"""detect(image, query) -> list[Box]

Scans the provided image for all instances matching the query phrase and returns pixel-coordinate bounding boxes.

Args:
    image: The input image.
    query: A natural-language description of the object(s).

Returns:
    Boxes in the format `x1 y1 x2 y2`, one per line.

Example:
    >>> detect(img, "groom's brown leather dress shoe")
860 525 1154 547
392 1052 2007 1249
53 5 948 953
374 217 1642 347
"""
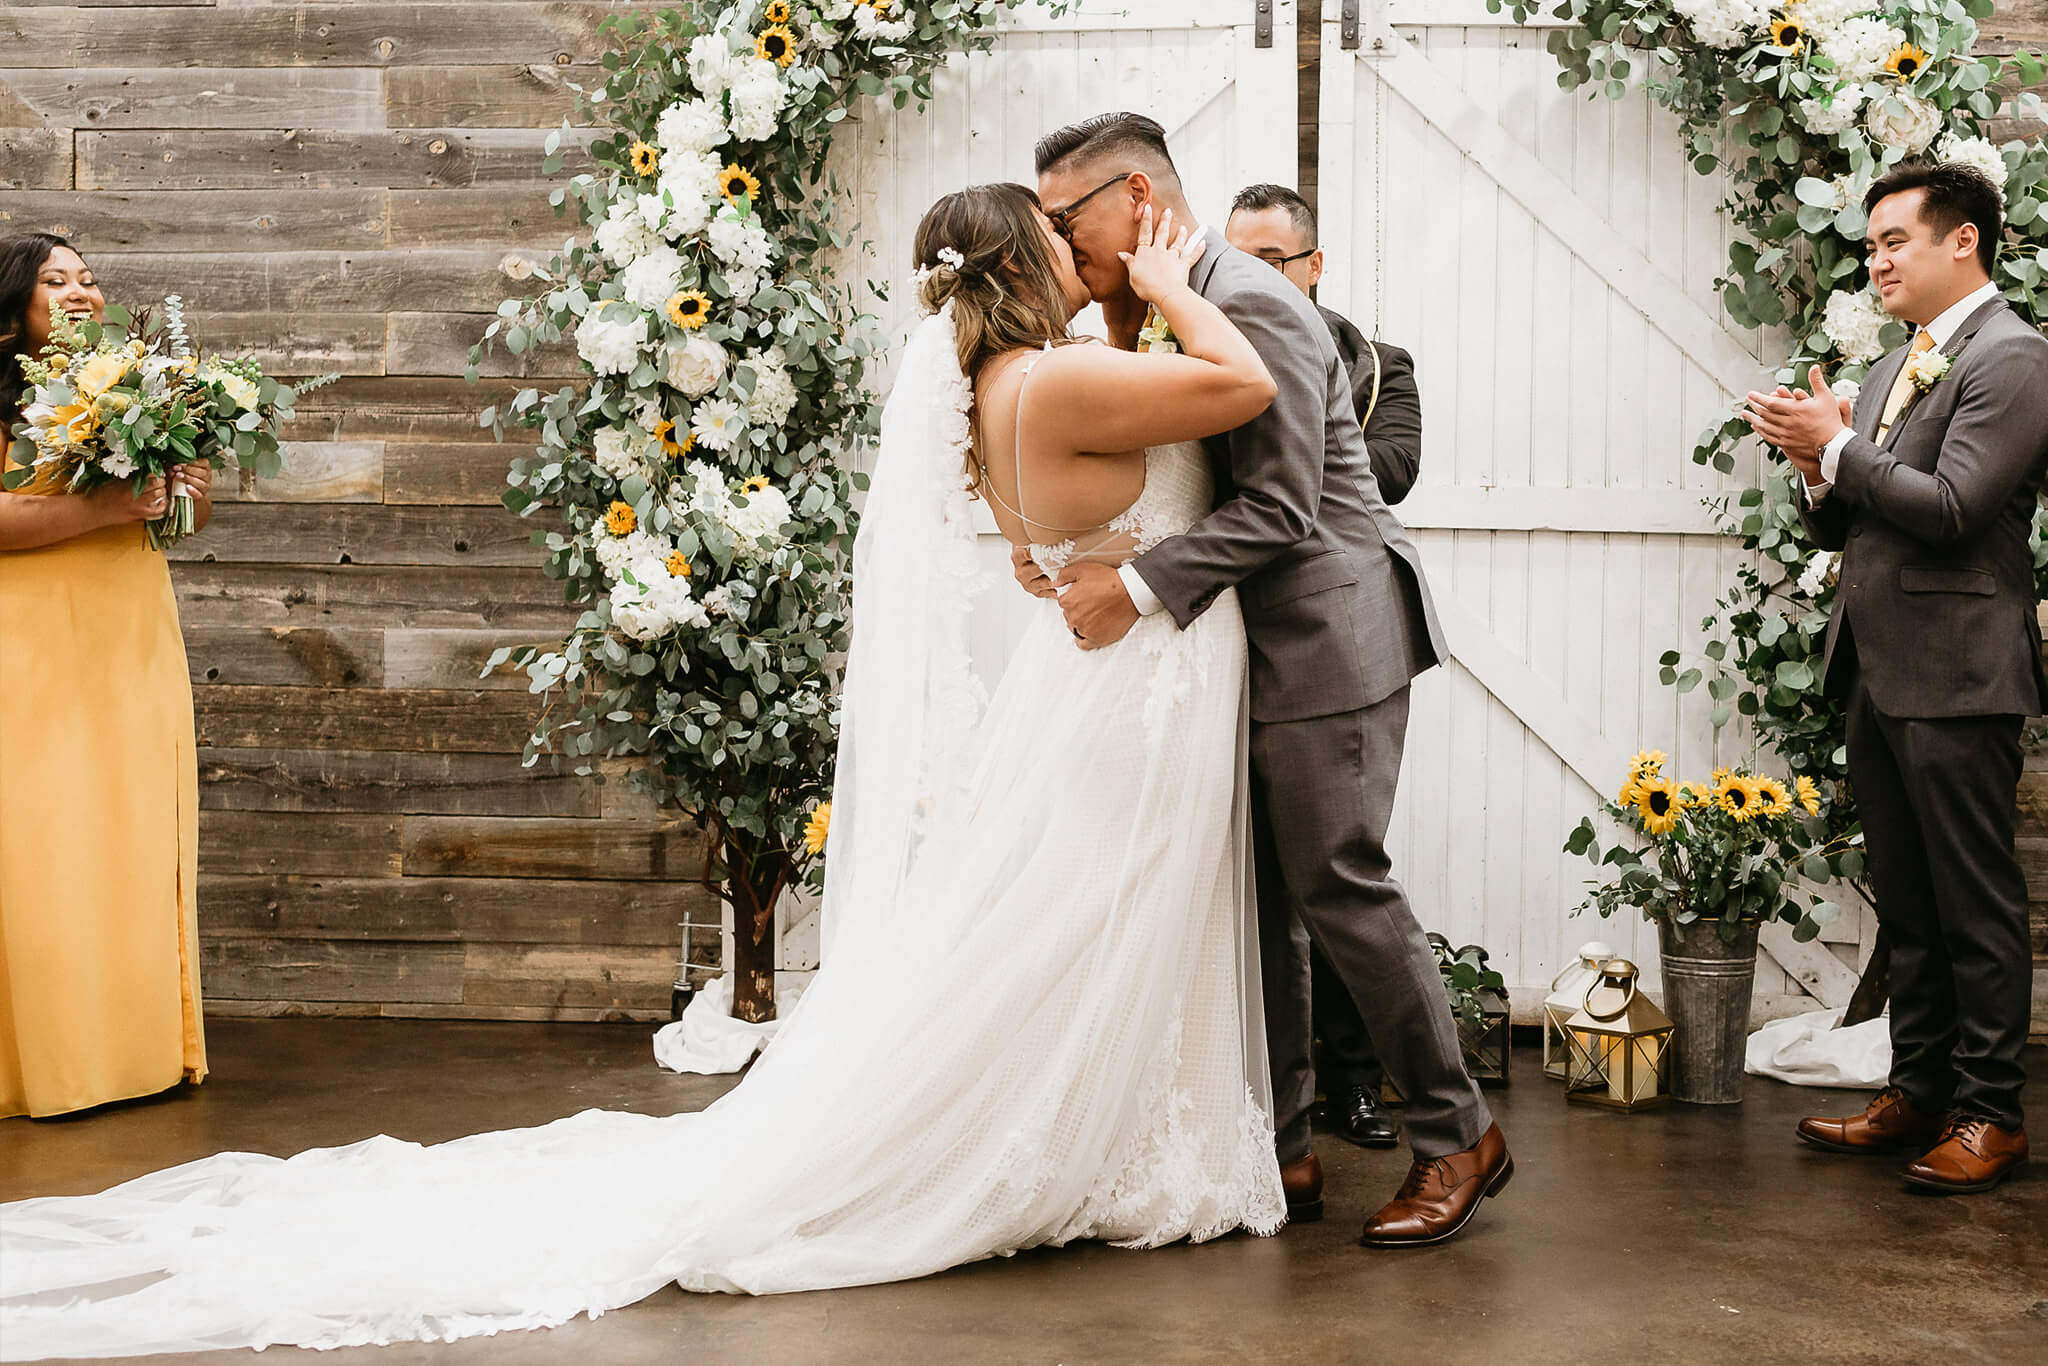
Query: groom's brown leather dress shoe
1903 1117 2029 1194
1280 1151 1323 1224
1358 1122 1511 1248
1795 1086 1944 1154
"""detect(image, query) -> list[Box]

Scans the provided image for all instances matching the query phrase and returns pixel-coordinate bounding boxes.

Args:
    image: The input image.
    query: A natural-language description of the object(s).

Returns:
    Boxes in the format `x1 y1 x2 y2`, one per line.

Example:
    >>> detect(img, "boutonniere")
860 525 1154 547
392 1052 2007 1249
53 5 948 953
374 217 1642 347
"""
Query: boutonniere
1137 308 1179 354
1902 348 1951 393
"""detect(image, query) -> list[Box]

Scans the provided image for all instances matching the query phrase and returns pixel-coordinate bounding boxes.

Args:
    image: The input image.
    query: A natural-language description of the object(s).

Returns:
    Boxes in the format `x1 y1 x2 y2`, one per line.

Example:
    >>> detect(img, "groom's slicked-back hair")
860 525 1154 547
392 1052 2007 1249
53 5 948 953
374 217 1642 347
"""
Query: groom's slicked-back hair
1034 112 1178 181
1231 184 1316 244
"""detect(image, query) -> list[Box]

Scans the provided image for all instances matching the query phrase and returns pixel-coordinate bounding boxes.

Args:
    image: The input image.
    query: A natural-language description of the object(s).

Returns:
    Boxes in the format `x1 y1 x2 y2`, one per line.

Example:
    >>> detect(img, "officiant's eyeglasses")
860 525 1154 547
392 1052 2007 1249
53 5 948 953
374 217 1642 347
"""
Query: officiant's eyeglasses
1046 173 1132 239
1255 247 1319 269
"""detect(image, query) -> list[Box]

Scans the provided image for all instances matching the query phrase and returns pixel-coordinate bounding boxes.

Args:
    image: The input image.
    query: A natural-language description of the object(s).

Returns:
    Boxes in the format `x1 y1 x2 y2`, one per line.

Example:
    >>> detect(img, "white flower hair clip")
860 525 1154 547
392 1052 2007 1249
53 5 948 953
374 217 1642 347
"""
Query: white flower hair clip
912 246 968 289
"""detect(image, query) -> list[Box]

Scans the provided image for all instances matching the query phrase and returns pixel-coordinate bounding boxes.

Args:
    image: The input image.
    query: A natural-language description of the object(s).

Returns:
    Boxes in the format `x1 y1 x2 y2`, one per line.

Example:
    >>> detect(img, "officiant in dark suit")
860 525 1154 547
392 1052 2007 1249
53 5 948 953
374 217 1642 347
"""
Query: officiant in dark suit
1744 161 2048 1194
1227 182 1422 1150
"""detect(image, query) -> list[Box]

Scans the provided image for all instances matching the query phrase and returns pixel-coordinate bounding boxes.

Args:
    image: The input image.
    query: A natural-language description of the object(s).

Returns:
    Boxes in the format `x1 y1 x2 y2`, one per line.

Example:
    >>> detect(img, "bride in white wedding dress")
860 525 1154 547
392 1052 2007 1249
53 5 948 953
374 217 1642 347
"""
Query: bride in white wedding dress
0 186 1283 1360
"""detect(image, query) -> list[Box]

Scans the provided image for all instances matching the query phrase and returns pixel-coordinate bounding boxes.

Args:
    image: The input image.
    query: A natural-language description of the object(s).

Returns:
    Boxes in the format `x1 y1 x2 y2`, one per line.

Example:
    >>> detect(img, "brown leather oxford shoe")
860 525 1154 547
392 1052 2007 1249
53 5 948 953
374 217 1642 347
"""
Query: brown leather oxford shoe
1359 1121 1511 1249
1280 1150 1323 1224
1904 1117 2029 1194
1796 1086 1945 1154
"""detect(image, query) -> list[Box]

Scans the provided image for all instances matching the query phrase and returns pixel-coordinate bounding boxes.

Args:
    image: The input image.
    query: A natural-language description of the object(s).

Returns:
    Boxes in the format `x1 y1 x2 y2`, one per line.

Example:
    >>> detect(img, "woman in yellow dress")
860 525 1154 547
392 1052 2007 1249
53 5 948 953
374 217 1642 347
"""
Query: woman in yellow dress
0 232 212 1117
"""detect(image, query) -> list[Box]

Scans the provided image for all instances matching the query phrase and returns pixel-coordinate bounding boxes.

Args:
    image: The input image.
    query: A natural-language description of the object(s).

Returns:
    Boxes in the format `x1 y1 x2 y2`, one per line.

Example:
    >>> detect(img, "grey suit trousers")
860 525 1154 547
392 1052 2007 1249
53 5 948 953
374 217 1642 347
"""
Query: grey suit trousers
1250 687 1492 1161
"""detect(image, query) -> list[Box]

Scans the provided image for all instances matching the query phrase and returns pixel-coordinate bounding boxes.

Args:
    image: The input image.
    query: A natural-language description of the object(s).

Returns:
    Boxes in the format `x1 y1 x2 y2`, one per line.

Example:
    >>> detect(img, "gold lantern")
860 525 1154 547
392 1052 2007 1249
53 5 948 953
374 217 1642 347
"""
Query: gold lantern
1564 959 1672 1111
1542 941 1614 1082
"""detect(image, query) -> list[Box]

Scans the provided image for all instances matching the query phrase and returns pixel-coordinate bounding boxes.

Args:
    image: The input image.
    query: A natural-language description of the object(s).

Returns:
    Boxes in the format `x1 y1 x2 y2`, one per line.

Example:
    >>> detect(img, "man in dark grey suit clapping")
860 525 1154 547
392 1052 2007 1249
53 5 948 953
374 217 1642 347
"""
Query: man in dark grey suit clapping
1745 162 2048 1194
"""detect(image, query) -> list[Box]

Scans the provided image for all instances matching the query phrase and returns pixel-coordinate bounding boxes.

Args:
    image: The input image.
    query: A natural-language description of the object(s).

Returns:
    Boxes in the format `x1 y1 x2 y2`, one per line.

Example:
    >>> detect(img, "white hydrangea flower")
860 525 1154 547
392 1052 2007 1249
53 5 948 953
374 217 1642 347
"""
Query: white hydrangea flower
611 573 711 642
592 424 659 483
1669 0 1771 50
1820 16 1905 79
575 307 646 375
1935 132 2010 190
702 584 742 619
706 206 777 275
594 200 657 268
819 0 858 18
1865 89 1941 154
1795 81 1870 136
1820 287 1891 363
745 349 799 427
688 33 741 99
727 483 793 544
1834 378 1861 406
729 60 787 142
595 528 664 581
1790 0 1864 42
656 98 727 157
618 245 685 312
853 7 914 41
726 269 766 305
665 334 729 398
691 398 749 452
645 151 722 240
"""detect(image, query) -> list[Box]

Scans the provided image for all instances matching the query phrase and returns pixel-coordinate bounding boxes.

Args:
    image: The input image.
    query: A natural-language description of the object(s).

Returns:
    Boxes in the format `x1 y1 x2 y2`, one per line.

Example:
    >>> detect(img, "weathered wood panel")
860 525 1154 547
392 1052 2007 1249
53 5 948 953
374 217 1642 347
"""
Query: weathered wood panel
198 748 600 817
0 188 390 248
233 441 386 503
194 686 540 752
386 187 573 248
78 128 592 191
386 310 579 378
383 64 600 127
0 129 71 189
174 563 577 630
168 504 540 567
92 250 549 312
381 441 527 505
382 627 545 690
200 874 699 946
197 810 403 877
0 67 385 129
201 937 464 1005
184 625 384 687
402 816 708 881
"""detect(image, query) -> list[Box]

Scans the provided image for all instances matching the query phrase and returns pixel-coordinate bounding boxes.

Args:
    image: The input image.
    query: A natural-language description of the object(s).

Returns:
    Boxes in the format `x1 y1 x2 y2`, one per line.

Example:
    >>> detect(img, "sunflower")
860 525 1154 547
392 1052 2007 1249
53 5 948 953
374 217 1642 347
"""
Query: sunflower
742 474 770 494
652 416 693 459
1628 749 1667 782
856 0 893 11
604 500 637 536
628 140 660 177
803 801 832 857
1795 775 1823 816
719 162 761 206
756 23 797 68
666 290 712 330
1756 777 1793 818
1676 781 1712 809
764 0 792 20
1884 42 1930 81
1710 767 1733 788
1716 773 1762 822
1767 17 1805 53
666 551 692 579
1635 778 1682 836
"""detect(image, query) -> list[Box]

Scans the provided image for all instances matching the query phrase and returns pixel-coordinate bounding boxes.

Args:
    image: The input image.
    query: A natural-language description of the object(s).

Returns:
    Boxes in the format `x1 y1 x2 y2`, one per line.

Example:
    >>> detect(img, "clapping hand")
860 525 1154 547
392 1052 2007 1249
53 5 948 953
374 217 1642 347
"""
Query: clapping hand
1743 364 1851 486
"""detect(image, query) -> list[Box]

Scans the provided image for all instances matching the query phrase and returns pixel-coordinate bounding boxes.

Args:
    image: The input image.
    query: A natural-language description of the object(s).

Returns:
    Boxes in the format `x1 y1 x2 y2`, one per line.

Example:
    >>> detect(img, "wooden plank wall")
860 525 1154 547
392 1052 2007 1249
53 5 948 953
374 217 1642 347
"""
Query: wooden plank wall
1 1 712 1021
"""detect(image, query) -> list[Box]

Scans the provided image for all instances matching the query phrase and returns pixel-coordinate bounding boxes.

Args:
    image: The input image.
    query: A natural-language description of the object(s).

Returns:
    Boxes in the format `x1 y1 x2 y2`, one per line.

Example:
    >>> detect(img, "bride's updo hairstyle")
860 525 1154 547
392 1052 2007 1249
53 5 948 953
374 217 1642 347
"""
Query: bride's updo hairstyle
911 183 1073 386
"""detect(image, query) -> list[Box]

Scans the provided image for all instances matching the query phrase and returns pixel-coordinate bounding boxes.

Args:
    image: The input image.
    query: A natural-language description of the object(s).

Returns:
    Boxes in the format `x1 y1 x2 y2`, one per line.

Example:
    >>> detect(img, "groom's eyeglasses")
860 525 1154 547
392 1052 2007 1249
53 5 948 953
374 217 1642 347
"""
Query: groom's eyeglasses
1255 247 1319 269
1046 173 1132 239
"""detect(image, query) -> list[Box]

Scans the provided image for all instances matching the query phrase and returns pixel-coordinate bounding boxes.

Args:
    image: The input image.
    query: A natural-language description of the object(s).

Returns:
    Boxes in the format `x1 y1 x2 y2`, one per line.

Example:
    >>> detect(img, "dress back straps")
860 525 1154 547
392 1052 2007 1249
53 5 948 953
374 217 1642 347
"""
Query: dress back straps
977 345 1101 537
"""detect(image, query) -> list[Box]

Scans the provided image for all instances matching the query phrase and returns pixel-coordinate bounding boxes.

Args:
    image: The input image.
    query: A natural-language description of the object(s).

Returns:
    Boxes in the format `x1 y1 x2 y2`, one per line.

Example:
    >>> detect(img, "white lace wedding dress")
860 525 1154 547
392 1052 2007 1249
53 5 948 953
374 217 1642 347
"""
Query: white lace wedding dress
0 310 1283 1361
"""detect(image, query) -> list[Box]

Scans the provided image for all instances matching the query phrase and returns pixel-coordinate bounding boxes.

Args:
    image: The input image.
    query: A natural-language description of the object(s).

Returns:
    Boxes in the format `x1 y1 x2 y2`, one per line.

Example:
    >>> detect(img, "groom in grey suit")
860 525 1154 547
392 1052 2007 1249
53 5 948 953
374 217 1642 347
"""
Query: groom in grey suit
1022 114 1510 1247
1746 162 2048 1194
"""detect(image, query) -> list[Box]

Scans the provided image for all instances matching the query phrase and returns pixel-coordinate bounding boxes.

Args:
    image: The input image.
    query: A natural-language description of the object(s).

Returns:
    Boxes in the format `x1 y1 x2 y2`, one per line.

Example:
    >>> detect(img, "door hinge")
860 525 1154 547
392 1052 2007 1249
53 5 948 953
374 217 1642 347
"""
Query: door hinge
1255 1 1274 49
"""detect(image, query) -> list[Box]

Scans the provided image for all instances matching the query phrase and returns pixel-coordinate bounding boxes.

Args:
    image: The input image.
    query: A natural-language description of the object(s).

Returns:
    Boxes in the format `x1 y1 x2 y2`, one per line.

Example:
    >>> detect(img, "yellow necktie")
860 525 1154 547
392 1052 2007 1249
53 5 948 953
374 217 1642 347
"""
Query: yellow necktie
1876 330 1936 441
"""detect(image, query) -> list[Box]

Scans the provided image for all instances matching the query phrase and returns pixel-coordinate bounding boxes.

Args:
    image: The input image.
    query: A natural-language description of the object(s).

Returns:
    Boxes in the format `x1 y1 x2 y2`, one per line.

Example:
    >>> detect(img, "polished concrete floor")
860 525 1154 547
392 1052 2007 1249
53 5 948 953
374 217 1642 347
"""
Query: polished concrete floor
5 1020 2044 1365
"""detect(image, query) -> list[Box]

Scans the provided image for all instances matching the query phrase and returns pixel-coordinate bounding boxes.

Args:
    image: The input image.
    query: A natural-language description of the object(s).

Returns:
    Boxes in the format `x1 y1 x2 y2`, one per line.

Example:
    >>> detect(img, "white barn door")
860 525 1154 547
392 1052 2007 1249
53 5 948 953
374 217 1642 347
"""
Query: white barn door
1316 1 1871 1015
844 0 1303 685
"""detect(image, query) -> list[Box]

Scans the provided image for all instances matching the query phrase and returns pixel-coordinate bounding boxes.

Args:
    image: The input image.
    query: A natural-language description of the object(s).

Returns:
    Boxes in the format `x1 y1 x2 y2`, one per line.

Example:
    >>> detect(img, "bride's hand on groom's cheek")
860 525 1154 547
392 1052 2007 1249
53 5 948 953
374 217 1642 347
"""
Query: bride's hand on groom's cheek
1053 561 1139 651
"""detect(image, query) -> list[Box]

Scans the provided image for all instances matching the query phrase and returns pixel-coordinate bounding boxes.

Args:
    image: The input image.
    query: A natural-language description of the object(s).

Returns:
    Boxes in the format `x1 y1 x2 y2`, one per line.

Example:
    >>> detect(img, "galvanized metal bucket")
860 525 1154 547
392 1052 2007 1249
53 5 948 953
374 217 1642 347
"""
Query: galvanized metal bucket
1657 917 1761 1105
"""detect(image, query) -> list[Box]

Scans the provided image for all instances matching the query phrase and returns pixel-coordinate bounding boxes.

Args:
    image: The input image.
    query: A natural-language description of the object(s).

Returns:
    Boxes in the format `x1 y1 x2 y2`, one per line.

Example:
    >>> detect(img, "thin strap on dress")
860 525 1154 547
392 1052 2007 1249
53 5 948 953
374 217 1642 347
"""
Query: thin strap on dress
979 344 1098 536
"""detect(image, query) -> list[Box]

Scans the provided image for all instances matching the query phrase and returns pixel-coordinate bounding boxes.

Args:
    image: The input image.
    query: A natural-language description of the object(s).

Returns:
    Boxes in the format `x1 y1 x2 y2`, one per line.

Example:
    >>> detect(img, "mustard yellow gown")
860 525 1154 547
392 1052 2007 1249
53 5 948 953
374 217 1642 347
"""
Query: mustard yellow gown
0 476 204 1117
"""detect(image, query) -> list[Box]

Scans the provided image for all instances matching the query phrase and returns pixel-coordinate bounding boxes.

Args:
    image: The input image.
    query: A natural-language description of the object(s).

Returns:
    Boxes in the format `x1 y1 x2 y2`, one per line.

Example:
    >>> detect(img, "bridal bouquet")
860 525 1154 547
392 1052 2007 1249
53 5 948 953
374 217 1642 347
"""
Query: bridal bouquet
1565 749 1861 942
5 296 332 547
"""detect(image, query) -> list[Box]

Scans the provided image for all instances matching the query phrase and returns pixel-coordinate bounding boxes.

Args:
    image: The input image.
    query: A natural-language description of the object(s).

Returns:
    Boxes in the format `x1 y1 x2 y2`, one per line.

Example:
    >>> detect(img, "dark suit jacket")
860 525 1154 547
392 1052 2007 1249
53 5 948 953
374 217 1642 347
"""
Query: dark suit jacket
1318 305 1421 505
1799 297 2048 718
1129 228 1446 724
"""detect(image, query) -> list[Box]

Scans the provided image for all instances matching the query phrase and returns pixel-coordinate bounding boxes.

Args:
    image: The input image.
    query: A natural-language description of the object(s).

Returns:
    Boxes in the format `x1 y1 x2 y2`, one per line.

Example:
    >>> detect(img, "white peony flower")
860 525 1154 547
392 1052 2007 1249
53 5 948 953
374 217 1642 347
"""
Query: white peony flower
691 398 749 452
618 245 685 312
729 60 787 142
1669 0 1771 50
688 34 741 100
745 350 799 427
594 200 658 268
1795 82 1869 136
575 307 646 375
656 98 727 157
592 424 658 484
1796 550 1839 598
1821 16 1905 80
1935 132 2010 190
1820 287 1891 363
1865 89 1941 154
665 335 729 398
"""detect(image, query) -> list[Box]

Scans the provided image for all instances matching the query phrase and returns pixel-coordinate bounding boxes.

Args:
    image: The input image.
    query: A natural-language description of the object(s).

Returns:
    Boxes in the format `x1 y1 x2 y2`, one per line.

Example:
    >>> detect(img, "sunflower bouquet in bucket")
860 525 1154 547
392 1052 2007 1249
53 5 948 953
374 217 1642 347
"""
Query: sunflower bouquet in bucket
5 296 334 548
1564 750 1862 943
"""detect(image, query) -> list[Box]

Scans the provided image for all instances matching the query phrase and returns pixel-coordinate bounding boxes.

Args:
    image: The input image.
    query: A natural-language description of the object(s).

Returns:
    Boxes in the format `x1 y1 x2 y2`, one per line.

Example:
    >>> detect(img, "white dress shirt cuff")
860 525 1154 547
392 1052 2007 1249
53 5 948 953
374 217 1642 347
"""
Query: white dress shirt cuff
1118 563 1164 616
1805 428 1854 505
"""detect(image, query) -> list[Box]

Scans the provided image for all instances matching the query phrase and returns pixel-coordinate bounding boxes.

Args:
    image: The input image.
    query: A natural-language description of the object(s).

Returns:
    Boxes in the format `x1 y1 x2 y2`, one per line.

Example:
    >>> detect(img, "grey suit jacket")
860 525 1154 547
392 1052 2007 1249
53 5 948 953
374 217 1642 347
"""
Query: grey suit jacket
1130 229 1446 724
1318 304 1421 504
1799 297 2048 719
